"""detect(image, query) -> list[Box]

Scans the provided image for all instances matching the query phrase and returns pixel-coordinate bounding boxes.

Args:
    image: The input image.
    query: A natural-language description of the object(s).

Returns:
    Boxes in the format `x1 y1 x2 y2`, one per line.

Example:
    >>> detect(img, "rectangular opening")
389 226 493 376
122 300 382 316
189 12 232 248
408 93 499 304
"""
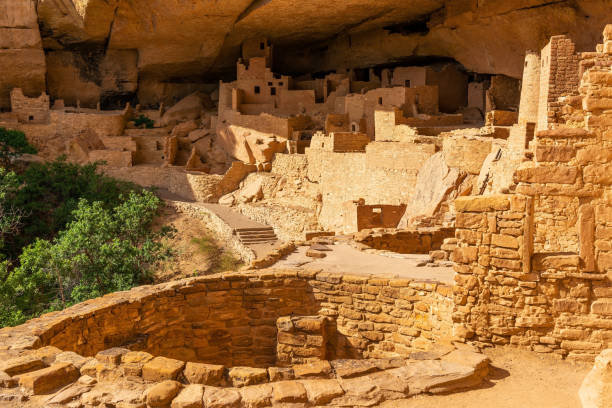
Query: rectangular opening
260 42 265 50
270 87 277 96
254 86 261 94
378 97 383 105
405 80 411 88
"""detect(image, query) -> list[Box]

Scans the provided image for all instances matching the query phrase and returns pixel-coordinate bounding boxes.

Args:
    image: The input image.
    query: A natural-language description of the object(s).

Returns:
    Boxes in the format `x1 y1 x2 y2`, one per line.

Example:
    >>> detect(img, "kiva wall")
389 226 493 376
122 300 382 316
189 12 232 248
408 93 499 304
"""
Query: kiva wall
0 270 453 367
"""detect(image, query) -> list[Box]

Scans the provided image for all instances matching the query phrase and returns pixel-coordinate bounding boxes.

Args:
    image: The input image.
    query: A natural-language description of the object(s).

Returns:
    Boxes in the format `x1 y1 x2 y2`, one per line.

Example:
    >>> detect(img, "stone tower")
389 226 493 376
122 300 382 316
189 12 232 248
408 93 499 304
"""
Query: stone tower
518 51 540 126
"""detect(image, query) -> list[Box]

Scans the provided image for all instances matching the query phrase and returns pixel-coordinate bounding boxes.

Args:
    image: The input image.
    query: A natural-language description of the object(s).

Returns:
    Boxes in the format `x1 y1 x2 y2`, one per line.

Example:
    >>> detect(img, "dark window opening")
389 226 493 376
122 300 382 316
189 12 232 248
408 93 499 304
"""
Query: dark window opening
28 115 34 121
405 80 411 88
260 42 265 50
378 97 383 105
273 73 281 79
268 82 273 86
279 82 284 86
270 87 276 96
254 86 261 94
351 124 357 132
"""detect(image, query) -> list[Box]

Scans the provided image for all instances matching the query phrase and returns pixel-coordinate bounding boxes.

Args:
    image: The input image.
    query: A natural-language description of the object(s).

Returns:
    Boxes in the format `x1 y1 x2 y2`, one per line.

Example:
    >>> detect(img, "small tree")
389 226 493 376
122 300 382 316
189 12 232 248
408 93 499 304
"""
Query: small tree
0 127 37 167
0 168 22 250
1 191 174 326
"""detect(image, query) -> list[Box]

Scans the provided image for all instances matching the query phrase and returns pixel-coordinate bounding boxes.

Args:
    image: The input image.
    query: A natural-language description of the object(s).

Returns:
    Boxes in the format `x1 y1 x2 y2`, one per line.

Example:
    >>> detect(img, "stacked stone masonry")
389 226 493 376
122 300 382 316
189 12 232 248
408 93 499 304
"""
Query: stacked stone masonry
0 270 492 407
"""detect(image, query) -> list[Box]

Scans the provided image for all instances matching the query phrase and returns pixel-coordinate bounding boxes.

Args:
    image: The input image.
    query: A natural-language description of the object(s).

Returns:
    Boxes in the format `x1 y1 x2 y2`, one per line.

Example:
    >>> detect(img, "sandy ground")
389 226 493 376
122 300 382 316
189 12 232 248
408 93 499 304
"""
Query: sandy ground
154 206 236 281
382 346 591 408
276 243 455 284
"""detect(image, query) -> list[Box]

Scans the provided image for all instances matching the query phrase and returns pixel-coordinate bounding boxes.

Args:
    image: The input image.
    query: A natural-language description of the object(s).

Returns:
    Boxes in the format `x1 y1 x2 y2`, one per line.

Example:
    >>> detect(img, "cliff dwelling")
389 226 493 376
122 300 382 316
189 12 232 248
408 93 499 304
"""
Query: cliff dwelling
1 1 612 407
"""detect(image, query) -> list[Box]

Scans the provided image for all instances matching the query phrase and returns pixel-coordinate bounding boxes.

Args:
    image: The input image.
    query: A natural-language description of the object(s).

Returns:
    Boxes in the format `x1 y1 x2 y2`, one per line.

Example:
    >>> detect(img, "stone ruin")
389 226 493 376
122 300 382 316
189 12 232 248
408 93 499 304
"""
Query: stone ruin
0 270 490 407
1 2 612 405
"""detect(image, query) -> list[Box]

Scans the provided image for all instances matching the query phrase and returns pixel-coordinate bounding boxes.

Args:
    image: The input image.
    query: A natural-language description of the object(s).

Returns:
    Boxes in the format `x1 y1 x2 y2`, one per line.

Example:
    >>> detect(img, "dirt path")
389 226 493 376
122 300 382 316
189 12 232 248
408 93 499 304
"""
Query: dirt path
153 206 242 281
381 346 591 408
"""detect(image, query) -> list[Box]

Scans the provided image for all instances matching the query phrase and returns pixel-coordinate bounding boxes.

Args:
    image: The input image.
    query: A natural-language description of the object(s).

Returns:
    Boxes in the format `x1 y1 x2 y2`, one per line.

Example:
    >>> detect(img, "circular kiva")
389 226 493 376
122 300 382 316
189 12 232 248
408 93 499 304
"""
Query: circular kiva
0 269 489 407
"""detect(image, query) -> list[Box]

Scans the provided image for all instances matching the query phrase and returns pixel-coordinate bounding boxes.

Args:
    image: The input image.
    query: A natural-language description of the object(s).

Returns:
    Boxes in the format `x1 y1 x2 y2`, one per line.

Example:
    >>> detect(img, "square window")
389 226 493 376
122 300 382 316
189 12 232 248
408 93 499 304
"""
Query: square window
254 86 261 94
268 82 273 86
279 81 284 86
28 115 34 121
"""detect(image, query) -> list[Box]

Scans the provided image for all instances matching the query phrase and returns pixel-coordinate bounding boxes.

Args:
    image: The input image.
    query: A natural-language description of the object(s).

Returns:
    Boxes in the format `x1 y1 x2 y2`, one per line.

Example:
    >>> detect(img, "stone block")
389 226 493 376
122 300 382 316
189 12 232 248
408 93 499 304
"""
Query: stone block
453 247 478 263
302 379 345 405
536 128 590 139
204 387 241 408
95 348 129 366
491 234 519 249
184 362 224 385
267 367 294 382
592 300 612 316
292 360 332 379
273 381 307 403
514 165 578 184
455 195 510 212
536 145 575 162
145 380 182 408
306 249 326 258
584 164 612 185
577 147 612 164
55 352 92 369
532 254 580 270
171 384 204 408
228 367 268 387
597 252 612 272
0 355 45 376
579 349 612 408
142 357 186 382
553 299 581 313
18 362 79 395
240 383 273 407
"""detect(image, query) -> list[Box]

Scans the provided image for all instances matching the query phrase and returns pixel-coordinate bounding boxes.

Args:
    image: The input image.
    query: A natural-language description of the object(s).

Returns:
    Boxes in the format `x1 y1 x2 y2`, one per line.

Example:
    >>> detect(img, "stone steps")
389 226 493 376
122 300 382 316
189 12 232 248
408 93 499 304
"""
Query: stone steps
236 227 278 244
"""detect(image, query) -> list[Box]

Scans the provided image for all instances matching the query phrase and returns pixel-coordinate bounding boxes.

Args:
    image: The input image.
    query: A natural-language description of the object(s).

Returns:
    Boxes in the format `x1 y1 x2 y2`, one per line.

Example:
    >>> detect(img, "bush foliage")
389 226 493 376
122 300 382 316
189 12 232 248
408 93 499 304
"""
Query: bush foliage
0 158 173 327
0 127 37 167
134 114 155 129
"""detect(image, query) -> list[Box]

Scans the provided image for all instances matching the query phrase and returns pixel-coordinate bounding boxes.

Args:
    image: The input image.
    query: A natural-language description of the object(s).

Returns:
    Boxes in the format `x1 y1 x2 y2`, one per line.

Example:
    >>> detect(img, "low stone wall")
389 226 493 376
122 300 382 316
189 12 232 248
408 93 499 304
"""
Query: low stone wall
102 165 222 202
165 200 256 263
354 228 455 254
235 202 319 242
0 269 453 367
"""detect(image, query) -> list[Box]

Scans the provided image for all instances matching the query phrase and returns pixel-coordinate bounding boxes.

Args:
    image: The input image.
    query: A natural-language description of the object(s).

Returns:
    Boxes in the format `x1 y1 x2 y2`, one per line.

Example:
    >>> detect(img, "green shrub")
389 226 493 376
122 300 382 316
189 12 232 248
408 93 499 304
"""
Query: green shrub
0 127 36 167
134 115 155 129
0 168 21 250
0 191 173 326
4 158 136 260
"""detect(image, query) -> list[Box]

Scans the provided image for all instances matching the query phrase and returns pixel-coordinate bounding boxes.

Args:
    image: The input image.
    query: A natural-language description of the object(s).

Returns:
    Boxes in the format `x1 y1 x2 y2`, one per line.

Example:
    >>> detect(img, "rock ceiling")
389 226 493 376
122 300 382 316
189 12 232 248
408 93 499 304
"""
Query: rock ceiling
37 0 612 80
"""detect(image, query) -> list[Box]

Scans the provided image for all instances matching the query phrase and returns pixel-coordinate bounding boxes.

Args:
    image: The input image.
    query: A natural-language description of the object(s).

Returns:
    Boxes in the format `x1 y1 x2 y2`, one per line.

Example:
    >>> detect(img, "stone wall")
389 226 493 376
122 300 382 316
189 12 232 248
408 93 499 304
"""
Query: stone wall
537 35 581 131
102 166 223 202
451 26 612 362
355 228 455 254
9 88 49 124
453 127 612 361
306 141 434 231
0 269 453 367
